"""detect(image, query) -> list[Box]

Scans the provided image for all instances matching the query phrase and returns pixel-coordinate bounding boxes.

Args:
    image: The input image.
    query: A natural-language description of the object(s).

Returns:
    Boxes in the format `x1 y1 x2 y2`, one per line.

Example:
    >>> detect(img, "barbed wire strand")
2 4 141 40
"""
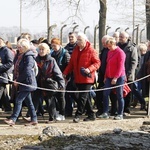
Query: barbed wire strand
0 74 150 93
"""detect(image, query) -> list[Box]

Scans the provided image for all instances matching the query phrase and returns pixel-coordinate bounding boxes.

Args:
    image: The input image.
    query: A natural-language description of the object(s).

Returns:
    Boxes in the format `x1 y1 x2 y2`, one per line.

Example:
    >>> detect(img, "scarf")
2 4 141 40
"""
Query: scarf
14 53 24 80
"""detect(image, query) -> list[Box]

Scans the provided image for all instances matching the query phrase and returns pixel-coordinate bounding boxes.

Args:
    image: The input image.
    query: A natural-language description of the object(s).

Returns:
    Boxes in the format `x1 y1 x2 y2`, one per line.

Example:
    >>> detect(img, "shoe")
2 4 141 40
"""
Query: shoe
4 119 15 126
110 112 118 116
6 116 11 119
124 108 130 114
131 99 138 108
45 120 56 123
96 111 103 118
83 116 96 121
45 117 55 123
45 121 54 124
114 115 123 120
123 112 130 116
23 117 31 122
56 114 65 121
99 113 109 119
73 117 80 123
24 121 38 126
140 104 146 111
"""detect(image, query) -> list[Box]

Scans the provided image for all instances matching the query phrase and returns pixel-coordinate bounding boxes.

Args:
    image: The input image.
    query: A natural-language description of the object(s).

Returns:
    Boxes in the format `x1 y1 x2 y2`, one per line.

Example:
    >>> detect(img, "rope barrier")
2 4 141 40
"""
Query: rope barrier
0 74 150 93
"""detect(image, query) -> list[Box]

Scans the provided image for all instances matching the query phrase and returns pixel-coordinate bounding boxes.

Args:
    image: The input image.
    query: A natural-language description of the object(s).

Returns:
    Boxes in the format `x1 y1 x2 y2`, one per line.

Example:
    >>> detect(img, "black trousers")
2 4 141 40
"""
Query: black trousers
45 91 65 120
75 83 94 117
45 96 56 120
0 83 12 111
65 77 77 116
26 90 45 117
124 82 133 113
55 92 65 116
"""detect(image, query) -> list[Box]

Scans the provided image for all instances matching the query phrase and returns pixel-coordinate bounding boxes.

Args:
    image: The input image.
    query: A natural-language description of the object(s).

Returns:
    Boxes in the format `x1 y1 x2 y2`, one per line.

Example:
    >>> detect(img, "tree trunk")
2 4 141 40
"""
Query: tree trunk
98 0 107 52
146 0 150 40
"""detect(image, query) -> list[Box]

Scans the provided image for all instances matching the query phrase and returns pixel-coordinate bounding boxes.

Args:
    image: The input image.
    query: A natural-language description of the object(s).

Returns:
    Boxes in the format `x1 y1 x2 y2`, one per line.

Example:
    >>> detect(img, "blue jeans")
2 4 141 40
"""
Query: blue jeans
103 76 125 115
11 91 37 122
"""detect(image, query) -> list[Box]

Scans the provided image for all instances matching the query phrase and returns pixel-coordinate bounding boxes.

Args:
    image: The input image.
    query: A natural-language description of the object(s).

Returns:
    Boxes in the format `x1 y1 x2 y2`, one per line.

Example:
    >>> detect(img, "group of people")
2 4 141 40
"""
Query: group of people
96 31 149 120
0 30 149 126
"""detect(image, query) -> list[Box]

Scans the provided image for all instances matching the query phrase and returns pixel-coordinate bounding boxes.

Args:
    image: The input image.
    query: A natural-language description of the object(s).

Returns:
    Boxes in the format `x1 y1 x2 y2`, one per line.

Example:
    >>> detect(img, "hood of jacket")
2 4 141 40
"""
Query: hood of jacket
23 50 35 58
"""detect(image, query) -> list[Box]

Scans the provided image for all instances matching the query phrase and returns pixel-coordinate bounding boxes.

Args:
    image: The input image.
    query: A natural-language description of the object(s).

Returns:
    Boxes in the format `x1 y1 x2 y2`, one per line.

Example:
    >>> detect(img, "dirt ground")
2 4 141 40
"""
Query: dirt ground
0 104 150 150
0 106 149 135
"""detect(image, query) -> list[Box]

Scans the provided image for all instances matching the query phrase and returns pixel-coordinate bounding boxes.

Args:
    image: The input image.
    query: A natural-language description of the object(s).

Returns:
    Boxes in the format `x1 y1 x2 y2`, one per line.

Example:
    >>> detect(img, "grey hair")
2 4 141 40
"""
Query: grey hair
38 43 50 54
77 32 88 41
102 35 111 41
138 43 147 52
113 32 120 37
120 31 129 38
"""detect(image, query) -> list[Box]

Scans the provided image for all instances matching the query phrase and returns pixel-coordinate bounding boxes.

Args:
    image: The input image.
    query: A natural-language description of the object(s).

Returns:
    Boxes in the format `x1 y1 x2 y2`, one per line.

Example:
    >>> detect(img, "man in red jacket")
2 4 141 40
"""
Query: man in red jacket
63 32 100 123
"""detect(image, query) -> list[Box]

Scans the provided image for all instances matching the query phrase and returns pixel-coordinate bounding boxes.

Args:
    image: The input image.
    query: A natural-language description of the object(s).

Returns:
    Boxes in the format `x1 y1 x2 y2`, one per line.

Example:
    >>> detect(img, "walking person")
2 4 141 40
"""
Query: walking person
0 38 13 113
99 37 126 120
51 38 70 120
63 32 100 123
64 32 78 117
4 39 38 126
96 35 118 117
36 43 65 123
118 31 138 115
132 43 147 110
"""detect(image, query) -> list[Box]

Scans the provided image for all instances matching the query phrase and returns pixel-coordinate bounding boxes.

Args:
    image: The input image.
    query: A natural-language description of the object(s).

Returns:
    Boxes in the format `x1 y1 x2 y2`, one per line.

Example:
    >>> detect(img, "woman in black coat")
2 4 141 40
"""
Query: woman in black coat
36 43 65 123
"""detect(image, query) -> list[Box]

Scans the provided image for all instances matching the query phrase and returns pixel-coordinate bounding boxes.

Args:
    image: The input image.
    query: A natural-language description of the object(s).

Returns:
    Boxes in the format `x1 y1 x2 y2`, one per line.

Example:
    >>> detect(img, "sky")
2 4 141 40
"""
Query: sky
0 0 47 32
0 0 146 37
0 0 99 34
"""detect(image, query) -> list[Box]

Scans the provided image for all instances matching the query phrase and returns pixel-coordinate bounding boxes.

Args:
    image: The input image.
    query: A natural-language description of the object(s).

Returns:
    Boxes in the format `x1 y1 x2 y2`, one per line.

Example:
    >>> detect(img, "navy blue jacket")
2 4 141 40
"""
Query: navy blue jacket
0 46 14 84
16 50 37 92
97 47 109 86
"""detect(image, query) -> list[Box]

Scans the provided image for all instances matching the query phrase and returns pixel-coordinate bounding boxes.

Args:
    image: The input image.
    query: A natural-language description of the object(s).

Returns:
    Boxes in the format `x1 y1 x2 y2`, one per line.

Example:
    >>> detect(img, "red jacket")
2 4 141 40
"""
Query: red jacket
105 46 126 79
63 41 100 84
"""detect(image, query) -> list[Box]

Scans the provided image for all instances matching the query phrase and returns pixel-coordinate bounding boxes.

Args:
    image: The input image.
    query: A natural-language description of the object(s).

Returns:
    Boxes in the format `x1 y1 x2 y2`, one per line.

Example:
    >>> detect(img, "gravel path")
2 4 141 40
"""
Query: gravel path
0 107 149 149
